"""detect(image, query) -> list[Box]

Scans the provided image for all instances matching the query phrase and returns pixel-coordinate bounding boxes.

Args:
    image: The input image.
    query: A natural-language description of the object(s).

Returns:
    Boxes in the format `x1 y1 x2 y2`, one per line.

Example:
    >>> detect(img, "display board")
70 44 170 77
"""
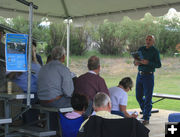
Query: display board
5 33 28 71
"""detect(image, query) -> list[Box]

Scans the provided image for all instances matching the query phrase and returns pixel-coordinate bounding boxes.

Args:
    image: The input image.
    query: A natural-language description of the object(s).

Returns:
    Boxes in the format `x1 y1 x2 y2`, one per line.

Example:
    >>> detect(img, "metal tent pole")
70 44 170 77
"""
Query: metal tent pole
27 2 33 106
16 0 38 106
66 19 70 67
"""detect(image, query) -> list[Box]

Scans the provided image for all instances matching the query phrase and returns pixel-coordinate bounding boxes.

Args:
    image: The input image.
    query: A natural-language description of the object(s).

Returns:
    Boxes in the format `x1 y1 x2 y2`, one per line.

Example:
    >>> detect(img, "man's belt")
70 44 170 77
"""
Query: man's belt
139 71 153 75
40 95 62 104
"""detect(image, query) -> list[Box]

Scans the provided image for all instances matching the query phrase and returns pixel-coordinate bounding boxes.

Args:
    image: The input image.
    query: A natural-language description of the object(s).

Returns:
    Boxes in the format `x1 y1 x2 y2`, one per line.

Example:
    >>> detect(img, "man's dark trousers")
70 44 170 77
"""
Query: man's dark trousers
136 72 154 120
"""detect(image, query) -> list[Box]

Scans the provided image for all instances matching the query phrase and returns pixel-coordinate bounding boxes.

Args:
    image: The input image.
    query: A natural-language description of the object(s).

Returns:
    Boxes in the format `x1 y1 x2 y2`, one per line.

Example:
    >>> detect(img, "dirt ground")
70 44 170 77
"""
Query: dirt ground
69 57 180 77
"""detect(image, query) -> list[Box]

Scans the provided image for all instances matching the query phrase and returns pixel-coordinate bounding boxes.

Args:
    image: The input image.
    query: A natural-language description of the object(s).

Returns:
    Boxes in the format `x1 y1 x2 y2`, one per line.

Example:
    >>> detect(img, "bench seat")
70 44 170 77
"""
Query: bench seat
12 126 56 137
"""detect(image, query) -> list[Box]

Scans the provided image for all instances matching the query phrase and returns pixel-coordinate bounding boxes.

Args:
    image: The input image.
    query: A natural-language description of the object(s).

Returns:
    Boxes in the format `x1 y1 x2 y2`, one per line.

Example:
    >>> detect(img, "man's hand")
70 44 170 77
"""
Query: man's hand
134 60 141 66
140 59 149 65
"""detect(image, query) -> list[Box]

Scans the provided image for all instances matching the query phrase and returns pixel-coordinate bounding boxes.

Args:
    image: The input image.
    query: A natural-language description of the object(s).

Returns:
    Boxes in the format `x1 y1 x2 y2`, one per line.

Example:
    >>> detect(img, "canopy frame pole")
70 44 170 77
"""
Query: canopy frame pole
16 0 38 106
27 2 33 106
65 18 72 67
66 19 70 67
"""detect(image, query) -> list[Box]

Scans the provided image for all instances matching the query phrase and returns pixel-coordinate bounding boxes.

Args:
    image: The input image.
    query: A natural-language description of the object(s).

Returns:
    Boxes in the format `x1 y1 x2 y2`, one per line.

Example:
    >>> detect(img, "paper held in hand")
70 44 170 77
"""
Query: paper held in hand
131 51 143 61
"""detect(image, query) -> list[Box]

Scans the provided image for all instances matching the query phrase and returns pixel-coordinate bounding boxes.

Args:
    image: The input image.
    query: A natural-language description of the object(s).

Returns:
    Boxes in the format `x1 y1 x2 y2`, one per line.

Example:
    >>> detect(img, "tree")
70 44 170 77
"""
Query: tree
156 18 180 55
120 13 159 52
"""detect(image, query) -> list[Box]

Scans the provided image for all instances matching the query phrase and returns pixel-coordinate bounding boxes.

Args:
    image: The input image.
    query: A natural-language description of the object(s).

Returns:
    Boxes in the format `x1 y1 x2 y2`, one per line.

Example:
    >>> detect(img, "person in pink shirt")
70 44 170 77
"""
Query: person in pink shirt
65 93 88 119
59 93 88 137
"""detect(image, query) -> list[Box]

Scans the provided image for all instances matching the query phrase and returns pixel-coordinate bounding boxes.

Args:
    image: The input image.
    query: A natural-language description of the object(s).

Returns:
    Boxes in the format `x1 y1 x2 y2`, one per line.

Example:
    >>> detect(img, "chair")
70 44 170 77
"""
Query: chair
168 113 180 122
77 115 150 137
59 113 85 137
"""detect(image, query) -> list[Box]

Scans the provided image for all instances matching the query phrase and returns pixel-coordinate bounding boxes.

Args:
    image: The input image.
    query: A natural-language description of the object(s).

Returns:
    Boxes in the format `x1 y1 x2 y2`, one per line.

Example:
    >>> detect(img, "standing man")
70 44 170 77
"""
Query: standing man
134 35 161 125
74 56 109 115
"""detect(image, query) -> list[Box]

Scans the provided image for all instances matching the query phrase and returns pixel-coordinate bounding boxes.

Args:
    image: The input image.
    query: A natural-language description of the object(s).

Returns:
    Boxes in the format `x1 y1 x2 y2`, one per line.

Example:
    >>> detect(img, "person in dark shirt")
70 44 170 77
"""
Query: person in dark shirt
74 56 109 116
134 35 161 125
32 40 43 66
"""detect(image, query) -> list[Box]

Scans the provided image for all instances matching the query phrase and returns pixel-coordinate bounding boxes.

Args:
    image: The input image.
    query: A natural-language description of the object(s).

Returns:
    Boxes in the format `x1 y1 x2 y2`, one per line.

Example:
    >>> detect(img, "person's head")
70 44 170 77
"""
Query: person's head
32 40 37 53
118 77 133 92
93 92 111 112
145 35 155 48
32 40 37 47
31 40 38 62
0 28 5 41
51 46 66 62
87 56 100 73
46 54 52 64
71 93 88 112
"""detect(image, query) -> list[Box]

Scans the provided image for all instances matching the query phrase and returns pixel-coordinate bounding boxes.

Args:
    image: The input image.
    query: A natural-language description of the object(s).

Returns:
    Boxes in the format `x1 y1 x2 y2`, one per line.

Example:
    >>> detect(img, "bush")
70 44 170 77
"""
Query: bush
156 19 180 55
45 23 66 55
95 20 125 55
70 26 88 55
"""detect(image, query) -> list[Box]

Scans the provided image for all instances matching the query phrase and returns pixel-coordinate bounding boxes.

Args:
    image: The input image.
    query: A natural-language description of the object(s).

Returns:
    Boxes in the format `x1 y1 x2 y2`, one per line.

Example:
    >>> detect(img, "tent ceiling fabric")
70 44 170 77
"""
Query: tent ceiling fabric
0 0 180 23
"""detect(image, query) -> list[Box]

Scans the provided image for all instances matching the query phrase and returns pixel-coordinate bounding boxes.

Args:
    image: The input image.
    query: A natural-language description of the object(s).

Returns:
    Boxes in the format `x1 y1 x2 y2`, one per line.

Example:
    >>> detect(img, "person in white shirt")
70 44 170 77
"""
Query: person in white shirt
109 77 137 118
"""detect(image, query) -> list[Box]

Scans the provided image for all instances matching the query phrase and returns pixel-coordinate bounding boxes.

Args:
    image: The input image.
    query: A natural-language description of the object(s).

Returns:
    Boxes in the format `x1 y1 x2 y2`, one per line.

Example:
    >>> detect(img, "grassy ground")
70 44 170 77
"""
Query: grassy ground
68 52 180 112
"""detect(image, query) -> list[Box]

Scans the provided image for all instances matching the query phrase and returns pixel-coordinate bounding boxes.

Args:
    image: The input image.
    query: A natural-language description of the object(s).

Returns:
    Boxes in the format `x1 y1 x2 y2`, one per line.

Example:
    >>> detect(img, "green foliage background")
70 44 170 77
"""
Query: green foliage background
1 13 180 56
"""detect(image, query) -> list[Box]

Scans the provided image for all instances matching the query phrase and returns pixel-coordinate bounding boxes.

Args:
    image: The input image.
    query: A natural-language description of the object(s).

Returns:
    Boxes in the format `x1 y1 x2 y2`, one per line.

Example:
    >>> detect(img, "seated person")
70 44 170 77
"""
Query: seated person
46 54 52 64
32 40 43 66
59 93 88 137
78 93 149 137
7 44 41 124
74 56 109 116
109 77 137 118
80 92 122 129
38 46 74 108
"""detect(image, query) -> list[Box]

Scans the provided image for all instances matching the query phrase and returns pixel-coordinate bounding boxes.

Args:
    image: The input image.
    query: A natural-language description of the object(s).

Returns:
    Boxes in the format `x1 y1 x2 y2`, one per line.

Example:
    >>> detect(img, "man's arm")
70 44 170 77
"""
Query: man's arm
134 49 161 68
148 50 161 68
62 70 74 97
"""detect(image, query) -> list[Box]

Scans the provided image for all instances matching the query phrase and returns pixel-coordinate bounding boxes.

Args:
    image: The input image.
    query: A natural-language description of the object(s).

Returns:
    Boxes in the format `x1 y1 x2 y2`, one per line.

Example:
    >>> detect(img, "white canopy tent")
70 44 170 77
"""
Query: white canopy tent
1 0 180 23
0 0 180 106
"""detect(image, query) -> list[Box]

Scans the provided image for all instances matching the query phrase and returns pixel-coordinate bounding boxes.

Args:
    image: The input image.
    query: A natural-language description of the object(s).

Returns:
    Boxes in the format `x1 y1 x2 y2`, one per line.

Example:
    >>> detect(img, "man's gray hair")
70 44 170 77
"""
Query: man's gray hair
93 92 111 108
147 35 155 43
51 46 66 60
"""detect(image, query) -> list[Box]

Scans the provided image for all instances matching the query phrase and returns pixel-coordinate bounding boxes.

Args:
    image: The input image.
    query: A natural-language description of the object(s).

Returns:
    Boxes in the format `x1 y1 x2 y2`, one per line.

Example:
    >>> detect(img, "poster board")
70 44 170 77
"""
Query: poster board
5 33 28 72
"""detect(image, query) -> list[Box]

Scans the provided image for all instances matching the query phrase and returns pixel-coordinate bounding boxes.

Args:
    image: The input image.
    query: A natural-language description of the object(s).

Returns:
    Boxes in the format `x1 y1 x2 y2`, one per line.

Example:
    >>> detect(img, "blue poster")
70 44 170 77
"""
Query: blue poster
5 33 28 71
